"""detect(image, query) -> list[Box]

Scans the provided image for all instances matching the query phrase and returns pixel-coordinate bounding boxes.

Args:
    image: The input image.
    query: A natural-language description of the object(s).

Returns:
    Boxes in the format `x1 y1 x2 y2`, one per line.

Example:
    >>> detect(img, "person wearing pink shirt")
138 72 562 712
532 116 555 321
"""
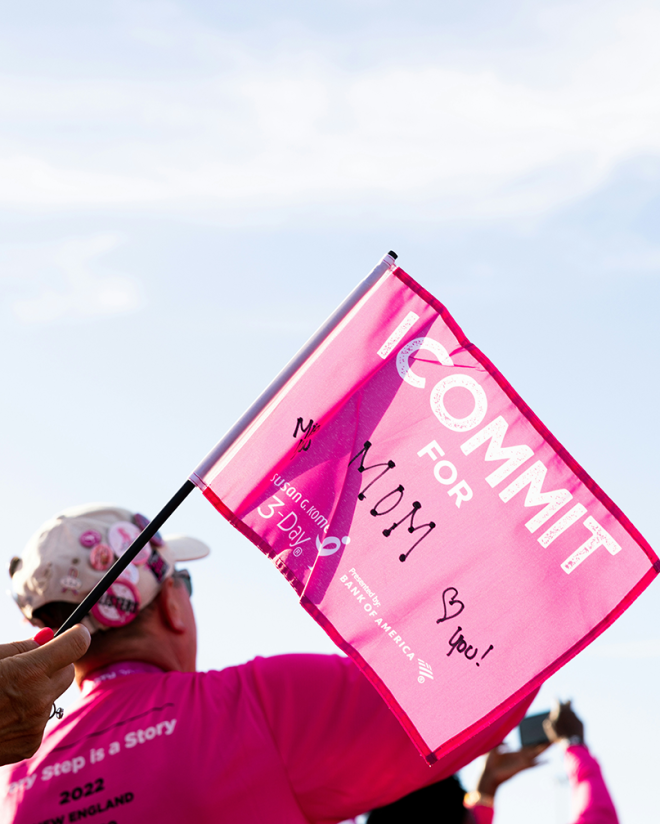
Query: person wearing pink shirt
366 702 618 824
0 503 538 824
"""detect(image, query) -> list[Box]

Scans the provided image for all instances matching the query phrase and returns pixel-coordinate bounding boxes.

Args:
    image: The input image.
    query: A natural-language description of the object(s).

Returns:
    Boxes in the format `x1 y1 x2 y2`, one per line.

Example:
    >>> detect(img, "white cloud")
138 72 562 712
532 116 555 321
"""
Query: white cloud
7 233 141 324
0 3 660 219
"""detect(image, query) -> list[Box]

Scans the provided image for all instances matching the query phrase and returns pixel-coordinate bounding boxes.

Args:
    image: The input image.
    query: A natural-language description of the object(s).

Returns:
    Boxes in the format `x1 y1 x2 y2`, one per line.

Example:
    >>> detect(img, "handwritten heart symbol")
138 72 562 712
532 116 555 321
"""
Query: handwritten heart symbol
436 587 465 623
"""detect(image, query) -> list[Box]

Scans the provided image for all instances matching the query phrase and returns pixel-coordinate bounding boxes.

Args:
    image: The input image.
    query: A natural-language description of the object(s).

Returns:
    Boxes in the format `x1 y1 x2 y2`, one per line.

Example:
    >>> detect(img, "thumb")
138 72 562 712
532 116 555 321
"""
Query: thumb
25 625 91 676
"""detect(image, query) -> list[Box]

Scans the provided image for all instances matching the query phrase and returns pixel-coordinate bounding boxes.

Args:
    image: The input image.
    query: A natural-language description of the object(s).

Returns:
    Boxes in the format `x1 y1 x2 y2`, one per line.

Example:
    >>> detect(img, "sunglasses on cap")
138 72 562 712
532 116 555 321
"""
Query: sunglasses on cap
173 569 192 597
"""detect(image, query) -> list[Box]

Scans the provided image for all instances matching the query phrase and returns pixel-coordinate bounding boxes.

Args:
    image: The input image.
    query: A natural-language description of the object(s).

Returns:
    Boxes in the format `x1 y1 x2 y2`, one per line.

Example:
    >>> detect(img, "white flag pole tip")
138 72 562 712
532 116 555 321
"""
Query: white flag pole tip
190 250 399 486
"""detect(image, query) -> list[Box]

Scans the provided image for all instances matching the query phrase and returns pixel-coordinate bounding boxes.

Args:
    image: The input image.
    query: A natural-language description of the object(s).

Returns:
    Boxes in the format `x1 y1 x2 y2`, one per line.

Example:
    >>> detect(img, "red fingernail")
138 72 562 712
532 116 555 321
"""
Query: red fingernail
33 628 54 646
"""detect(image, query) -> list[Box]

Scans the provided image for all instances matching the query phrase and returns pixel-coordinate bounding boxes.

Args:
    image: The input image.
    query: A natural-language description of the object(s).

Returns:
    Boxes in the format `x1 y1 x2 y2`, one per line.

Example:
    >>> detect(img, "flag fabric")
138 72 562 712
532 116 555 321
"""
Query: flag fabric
190 253 658 762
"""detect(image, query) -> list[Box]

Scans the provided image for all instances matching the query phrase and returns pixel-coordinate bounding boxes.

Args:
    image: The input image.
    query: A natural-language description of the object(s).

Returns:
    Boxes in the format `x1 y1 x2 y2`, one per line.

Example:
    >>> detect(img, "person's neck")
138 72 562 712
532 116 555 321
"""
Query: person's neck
74 633 193 686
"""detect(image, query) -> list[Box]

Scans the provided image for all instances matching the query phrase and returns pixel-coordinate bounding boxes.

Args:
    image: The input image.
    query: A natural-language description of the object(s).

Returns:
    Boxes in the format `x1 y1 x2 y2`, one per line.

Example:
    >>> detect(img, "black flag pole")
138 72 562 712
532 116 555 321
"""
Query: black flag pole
54 480 195 637
55 251 400 639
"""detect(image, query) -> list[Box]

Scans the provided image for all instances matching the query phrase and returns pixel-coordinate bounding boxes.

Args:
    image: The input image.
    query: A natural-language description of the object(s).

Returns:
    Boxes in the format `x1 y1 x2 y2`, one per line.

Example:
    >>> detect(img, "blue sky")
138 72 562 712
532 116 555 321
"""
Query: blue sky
1 2 659 822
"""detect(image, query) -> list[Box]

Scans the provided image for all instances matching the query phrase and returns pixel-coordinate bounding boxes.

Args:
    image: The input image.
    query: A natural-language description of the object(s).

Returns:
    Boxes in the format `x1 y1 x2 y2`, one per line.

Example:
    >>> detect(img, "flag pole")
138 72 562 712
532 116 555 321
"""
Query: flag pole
54 479 195 637
190 250 399 487
55 249 399 637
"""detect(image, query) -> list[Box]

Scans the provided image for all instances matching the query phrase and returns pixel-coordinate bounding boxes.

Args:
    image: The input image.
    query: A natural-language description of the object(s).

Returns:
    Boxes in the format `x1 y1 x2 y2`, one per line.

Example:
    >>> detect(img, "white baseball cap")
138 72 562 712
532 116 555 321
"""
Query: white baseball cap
9 503 210 634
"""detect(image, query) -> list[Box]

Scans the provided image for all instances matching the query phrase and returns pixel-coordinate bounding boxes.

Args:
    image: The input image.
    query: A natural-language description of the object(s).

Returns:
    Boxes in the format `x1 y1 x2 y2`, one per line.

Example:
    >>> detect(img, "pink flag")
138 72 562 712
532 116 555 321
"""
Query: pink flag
191 253 658 762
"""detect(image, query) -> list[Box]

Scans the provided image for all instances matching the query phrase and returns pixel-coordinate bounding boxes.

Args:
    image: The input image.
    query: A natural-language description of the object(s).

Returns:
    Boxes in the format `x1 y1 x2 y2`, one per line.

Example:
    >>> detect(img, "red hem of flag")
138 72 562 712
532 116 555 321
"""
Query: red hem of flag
393 266 659 567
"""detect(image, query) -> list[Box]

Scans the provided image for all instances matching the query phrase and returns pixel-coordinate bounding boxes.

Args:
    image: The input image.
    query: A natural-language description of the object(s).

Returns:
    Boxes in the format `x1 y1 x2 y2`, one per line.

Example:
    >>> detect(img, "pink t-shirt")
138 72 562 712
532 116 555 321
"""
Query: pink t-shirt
565 745 619 824
466 745 619 824
0 655 535 824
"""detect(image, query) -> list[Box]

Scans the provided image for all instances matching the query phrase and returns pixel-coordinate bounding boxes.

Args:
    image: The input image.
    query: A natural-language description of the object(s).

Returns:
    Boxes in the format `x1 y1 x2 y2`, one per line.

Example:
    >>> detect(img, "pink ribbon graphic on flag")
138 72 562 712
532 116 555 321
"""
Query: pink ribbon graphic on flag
191 253 658 761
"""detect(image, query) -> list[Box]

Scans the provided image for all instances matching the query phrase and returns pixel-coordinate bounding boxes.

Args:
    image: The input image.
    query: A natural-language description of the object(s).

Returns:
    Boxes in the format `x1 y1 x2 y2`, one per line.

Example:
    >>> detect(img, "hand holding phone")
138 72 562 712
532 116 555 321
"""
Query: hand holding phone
543 700 584 744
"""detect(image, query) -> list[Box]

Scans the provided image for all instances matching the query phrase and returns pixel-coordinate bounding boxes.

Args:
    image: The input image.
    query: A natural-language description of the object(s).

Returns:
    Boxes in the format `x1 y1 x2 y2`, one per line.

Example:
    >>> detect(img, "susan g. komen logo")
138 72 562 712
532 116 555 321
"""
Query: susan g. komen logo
303 534 350 566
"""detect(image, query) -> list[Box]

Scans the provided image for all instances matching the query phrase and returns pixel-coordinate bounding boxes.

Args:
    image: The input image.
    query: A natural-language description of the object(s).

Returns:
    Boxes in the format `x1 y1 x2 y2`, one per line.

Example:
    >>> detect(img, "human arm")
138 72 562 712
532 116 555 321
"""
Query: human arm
475 743 548 798
0 624 90 765
463 742 548 824
543 702 619 824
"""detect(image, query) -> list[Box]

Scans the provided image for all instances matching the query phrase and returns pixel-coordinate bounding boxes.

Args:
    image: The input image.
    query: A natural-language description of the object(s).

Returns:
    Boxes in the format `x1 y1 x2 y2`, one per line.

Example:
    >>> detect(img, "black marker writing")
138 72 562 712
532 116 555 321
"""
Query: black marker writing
292 417 320 456
447 626 476 658
350 440 396 500
476 645 494 667
383 501 436 563
435 586 465 623
350 440 437 562
447 626 493 665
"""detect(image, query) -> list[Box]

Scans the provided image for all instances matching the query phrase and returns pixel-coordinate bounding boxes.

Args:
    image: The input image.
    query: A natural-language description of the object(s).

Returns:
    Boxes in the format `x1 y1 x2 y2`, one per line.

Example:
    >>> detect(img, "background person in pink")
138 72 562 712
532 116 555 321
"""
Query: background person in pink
366 702 618 824
466 701 618 824
0 503 538 824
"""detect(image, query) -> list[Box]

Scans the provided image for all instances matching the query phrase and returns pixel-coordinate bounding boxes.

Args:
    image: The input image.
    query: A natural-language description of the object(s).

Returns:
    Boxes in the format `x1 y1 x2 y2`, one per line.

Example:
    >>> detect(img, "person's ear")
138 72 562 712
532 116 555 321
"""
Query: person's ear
158 578 186 633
